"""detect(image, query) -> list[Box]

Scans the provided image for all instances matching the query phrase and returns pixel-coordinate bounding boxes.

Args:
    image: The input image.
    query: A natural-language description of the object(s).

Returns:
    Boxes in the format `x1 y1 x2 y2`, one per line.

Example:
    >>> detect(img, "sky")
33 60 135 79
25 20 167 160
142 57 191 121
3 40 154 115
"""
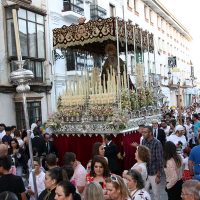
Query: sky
159 0 200 74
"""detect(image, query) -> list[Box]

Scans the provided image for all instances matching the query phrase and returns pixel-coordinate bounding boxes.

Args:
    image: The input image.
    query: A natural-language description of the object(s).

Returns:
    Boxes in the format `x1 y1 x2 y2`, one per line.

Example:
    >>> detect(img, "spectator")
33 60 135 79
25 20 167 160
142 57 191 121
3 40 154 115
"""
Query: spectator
104 135 120 175
181 180 200 200
8 138 26 176
32 127 46 157
130 145 150 187
105 175 129 200
189 134 200 181
45 153 58 170
124 169 151 200
86 155 110 190
84 182 104 200
27 157 45 200
87 142 107 173
2 126 12 146
14 130 24 148
0 124 6 141
39 167 65 200
44 133 57 155
55 181 81 200
63 152 86 195
141 126 163 200
10 126 16 138
0 143 8 157
192 113 200 143
0 191 18 200
167 125 187 155
160 119 170 137
152 119 166 147
0 156 26 200
164 141 183 200
182 146 192 181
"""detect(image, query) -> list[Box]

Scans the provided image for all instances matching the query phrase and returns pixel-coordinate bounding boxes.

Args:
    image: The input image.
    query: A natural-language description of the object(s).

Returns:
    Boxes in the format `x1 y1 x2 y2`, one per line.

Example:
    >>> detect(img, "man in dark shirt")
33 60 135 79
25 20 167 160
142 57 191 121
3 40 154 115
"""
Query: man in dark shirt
142 126 163 200
0 156 26 200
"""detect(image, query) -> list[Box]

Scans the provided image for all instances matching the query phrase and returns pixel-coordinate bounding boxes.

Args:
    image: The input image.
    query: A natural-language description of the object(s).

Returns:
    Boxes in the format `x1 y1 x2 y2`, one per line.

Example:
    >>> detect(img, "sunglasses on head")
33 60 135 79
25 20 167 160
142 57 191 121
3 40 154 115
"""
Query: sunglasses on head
111 175 120 185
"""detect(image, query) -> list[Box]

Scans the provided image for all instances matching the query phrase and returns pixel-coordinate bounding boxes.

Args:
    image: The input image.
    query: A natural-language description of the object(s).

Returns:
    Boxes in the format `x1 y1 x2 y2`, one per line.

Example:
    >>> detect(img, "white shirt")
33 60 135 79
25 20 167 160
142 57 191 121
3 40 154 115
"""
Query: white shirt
161 126 171 136
29 170 45 200
131 162 148 186
128 189 151 200
0 131 5 140
184 123 193 140
167 134 187 154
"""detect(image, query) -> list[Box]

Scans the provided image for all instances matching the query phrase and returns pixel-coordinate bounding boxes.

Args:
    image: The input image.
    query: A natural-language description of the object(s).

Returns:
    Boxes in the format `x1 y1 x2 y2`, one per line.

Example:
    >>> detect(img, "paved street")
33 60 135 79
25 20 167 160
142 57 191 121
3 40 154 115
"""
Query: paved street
150 175 168 200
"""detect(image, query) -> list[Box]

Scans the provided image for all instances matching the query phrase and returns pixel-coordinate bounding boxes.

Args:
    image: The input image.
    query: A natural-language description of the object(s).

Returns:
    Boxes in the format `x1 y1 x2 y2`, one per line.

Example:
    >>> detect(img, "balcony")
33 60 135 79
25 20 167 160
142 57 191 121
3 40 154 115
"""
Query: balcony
90 4 107 20
62 0 84 20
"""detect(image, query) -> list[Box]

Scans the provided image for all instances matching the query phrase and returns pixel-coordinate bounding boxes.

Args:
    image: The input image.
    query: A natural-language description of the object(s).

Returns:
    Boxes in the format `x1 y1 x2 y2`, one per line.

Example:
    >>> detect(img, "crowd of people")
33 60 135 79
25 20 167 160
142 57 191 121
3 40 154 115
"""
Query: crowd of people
0 103 200 200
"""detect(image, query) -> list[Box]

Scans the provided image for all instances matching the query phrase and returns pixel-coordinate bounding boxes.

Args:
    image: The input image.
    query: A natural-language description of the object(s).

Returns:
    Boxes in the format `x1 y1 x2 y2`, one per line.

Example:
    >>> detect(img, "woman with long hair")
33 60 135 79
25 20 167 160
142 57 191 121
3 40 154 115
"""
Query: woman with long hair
8 138 25 176
105 175 129 200
86 155 110 190
164 141 183 200
92 142 106 158
87 142 107 173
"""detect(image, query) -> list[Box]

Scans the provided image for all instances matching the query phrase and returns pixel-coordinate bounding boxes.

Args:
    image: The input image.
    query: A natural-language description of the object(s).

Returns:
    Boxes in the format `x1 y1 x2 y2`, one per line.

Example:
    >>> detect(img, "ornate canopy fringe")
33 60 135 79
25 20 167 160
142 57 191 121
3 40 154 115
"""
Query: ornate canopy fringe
53 17 154 55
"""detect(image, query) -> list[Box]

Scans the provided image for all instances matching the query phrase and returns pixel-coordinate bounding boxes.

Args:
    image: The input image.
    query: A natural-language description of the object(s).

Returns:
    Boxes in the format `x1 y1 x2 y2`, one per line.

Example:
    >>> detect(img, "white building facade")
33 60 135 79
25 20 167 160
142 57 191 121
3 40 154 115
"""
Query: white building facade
0 0 195 128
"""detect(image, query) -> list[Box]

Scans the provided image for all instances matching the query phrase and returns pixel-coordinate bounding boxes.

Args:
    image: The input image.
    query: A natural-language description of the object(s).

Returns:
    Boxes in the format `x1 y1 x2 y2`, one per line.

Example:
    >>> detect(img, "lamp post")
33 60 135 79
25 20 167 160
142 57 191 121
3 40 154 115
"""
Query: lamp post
10 8 38 199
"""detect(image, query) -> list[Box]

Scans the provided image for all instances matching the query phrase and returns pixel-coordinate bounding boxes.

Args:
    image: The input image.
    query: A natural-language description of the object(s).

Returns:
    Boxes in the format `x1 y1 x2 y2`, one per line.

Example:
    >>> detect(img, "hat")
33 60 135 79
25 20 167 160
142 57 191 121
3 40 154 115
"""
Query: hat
152 119 158 124
175 125 184 132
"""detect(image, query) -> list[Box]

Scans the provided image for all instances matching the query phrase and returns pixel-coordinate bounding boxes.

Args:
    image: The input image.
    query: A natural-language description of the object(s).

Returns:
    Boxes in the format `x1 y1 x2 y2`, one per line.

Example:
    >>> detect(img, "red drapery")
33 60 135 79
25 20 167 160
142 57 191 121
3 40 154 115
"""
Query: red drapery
53 131 141 170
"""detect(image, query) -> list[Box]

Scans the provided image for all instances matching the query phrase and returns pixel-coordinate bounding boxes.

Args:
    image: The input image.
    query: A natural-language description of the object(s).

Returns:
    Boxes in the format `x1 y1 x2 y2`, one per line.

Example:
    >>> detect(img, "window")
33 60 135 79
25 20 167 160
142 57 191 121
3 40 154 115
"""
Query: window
15 101 42 130
134 0 139 14
149 9 153 25
144 5 149 22
109 4 115 17
157 15 161 30
10 60 43 82
6 8 45 82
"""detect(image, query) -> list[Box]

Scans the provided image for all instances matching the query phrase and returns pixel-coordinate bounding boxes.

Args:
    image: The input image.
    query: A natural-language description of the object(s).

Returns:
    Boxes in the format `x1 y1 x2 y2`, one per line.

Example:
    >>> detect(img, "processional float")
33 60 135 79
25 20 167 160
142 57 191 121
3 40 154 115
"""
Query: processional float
49 17 163 135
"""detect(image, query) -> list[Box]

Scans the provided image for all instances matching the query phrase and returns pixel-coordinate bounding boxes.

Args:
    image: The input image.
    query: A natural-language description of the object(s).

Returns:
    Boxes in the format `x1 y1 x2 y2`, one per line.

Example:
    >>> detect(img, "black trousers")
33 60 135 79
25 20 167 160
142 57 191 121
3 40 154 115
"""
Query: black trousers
166 179 183 200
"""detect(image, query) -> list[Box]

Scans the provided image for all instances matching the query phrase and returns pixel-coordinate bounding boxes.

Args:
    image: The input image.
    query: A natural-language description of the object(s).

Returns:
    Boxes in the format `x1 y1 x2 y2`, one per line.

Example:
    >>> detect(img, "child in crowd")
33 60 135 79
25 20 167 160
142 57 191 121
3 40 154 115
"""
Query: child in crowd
182 146 191 181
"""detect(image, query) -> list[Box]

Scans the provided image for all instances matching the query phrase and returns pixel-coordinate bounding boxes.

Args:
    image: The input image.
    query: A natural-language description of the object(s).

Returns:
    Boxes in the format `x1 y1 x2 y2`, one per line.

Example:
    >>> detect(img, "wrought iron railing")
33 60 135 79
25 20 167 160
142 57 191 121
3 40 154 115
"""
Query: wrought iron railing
90 4 107 20
63 0 84 15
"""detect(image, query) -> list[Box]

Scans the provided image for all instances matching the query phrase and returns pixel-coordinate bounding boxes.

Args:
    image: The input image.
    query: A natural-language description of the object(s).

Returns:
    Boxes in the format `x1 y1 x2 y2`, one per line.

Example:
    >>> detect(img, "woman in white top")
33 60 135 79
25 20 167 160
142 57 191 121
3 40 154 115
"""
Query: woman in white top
27 157 45 200
164 141 183 200
131 145 150 187
124 169 151 200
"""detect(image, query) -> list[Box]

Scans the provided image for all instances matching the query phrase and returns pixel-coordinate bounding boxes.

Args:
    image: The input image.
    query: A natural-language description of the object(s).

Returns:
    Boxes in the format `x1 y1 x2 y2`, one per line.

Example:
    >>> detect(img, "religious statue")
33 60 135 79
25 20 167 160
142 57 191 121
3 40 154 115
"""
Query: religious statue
101 43 125 83
101 43 135 90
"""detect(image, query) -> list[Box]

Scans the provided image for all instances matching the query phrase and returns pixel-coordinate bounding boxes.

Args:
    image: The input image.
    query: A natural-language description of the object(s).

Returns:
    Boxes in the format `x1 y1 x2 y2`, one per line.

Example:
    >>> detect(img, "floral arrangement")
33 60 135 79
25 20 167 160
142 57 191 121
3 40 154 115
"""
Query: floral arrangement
130 90 139 110
61 106 82 117
45 113 62 130
121 89 131 110
109 110 129 130
145 87 154 106
89 105 114 118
